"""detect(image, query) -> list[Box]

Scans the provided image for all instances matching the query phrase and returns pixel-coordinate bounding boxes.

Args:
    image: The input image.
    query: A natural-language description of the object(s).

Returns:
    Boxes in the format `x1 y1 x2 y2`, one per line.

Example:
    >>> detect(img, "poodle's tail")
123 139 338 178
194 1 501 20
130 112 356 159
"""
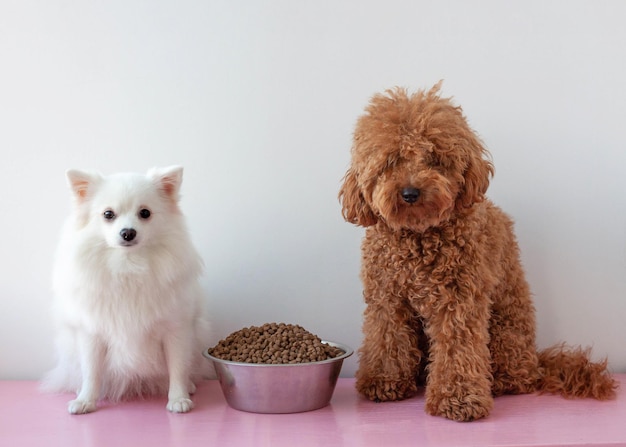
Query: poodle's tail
536 344 618 400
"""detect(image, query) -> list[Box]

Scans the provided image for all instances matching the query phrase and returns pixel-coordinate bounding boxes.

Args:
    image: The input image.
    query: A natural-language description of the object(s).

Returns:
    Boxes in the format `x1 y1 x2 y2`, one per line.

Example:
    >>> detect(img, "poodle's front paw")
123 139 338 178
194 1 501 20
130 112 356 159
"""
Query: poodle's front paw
68 398 97 415
167 397 194 413
356 376 418 402
425 389 493 422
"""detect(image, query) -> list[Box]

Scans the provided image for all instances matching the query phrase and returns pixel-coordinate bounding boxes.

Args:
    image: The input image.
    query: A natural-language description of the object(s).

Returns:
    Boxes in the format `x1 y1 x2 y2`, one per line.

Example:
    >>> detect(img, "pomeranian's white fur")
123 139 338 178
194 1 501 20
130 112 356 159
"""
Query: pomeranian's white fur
42 166 211 414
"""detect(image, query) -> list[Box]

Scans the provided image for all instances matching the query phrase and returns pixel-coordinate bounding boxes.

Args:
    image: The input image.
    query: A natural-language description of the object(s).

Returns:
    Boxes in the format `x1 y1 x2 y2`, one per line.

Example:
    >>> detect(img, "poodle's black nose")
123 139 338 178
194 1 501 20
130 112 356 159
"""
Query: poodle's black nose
120 228 137 242
401 187 420 204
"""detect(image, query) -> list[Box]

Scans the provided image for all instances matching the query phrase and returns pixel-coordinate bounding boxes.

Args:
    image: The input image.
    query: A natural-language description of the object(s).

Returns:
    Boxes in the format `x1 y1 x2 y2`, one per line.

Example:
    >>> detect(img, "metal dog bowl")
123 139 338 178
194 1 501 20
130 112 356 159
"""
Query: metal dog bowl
203 341 353 413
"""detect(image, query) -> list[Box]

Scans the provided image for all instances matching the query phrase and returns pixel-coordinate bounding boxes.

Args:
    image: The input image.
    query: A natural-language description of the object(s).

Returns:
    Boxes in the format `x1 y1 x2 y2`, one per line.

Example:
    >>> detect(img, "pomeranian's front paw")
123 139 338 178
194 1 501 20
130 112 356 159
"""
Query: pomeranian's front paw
68 398 97 415
167 397 194 413
356 375 418 402
188 381 197 395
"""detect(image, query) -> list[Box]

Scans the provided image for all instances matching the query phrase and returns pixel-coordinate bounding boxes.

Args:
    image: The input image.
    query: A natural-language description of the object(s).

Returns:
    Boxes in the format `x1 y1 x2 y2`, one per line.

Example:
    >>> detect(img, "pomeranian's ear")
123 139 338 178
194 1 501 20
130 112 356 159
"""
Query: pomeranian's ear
66 169 101 203
148 165 183 201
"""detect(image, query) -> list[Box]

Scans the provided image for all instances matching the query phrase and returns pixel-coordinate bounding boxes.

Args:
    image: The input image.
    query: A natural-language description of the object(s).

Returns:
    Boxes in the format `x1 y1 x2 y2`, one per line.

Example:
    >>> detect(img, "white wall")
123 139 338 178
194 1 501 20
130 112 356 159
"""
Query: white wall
1 0 624 380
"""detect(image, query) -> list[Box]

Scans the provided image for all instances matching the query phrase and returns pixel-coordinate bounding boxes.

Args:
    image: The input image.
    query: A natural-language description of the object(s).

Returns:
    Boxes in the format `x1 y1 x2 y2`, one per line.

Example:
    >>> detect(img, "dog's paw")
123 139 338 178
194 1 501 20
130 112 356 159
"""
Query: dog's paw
188 382 197 395
68 399 97 415
356 376 418 402
425 390 493 422
167 397 194 413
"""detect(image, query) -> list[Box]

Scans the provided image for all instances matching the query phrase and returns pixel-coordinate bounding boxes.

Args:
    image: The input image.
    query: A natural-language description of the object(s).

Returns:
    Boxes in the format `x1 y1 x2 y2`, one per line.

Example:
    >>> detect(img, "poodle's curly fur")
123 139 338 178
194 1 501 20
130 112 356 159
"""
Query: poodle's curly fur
339 83 617 421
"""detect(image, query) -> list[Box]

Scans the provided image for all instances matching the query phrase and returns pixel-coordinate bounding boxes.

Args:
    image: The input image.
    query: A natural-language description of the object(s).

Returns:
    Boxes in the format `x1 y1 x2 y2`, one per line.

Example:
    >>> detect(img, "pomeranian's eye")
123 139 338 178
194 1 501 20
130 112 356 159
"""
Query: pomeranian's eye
139 209 151 219
103 210 116 220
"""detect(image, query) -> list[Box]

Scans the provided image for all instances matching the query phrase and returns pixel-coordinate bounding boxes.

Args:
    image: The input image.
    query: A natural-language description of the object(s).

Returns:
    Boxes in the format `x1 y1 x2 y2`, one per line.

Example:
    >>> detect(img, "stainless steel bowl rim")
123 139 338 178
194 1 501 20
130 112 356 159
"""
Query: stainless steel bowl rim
203 340 353 367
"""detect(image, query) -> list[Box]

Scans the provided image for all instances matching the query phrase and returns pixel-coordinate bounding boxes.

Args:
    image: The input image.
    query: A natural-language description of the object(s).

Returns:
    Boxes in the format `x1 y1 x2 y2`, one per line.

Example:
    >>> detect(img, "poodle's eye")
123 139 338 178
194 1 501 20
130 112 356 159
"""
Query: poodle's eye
385 157 397 169
139 209 151 219
103 210 115 220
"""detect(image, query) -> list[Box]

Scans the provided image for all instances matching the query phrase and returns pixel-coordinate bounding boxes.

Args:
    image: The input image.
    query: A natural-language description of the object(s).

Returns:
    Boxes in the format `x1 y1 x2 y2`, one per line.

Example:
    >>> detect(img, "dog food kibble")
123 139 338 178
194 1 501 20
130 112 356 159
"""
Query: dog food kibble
208 323 344 364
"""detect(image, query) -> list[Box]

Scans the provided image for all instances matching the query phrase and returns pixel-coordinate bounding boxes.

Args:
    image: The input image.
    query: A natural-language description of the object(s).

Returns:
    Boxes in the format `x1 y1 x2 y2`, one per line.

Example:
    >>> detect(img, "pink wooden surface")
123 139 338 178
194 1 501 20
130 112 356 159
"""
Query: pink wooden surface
1 376 624 447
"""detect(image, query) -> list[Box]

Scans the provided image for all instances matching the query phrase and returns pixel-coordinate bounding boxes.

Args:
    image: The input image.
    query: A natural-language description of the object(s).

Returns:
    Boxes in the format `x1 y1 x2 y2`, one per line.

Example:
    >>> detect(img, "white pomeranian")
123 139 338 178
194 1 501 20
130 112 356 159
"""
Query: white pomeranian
43 166 210 414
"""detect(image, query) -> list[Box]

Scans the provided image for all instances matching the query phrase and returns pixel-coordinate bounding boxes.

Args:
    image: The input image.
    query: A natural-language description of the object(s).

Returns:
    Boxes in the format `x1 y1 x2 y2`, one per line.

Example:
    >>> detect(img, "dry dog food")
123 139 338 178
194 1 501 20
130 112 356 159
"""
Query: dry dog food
208 323 344 364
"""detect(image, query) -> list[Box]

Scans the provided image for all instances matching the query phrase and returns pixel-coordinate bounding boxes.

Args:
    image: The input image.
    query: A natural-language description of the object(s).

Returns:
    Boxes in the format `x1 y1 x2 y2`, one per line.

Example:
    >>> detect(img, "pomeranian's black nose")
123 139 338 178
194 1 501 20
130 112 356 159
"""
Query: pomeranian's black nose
120 228 137 242
401 187 420 204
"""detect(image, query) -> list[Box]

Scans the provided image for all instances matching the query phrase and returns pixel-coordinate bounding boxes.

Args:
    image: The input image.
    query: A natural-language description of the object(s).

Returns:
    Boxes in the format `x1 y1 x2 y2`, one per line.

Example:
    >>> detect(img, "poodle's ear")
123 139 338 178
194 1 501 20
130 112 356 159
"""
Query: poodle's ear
457 142 494 209
339 168 378 227
66 169 102 204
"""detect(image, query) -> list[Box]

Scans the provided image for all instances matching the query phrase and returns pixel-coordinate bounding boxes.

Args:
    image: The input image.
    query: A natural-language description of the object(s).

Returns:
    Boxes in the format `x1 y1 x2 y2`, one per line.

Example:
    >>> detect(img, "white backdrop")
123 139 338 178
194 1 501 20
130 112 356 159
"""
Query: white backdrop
1 0 624 380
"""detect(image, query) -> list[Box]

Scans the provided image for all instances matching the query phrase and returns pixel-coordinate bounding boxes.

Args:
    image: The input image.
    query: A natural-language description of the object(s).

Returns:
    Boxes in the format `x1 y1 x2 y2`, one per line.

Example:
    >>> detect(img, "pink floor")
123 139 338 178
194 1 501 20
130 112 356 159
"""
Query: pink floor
1 376 624 447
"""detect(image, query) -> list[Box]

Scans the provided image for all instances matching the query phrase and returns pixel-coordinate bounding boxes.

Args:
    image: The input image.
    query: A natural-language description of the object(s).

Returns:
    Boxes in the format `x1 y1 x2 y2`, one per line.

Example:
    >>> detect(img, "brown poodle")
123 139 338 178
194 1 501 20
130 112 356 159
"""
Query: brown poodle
339 83 617 421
